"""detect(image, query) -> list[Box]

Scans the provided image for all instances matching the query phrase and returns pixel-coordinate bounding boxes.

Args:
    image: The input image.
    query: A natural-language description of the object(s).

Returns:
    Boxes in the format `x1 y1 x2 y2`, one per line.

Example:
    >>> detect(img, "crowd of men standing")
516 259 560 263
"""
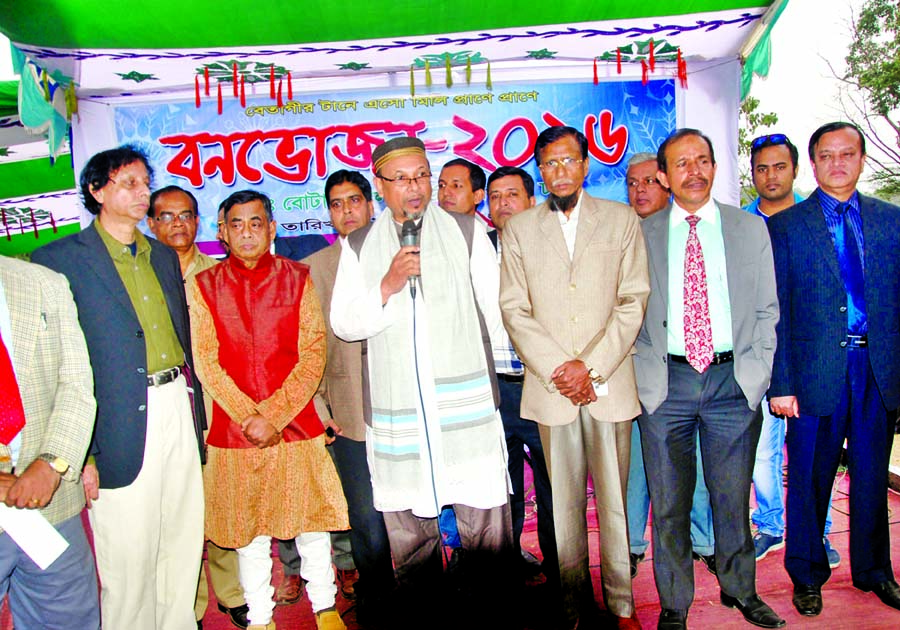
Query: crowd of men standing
1 119 899 630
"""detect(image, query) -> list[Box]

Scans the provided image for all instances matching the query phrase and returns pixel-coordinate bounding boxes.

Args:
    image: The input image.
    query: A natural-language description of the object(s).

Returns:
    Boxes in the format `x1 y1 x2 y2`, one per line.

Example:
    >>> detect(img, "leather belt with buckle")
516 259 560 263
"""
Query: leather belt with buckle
497 373 525 383
668 350 734 366
147 365 182 387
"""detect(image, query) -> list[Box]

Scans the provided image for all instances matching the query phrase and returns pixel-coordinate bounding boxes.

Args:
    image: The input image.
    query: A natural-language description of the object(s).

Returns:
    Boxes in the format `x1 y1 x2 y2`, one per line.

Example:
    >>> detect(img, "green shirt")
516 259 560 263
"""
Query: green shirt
666 200 733 355
95 221 184 373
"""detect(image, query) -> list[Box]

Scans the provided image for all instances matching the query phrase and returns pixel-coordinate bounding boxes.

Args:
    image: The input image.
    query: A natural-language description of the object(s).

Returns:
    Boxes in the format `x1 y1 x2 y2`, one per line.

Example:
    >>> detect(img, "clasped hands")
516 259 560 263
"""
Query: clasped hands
551 359 597 407
0 460 61 510
242 414 282 448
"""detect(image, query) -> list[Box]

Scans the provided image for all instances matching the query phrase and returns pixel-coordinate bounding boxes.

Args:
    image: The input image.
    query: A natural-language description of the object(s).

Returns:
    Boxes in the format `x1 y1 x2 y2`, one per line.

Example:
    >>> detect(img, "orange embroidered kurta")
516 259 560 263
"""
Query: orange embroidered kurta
189 253 348 548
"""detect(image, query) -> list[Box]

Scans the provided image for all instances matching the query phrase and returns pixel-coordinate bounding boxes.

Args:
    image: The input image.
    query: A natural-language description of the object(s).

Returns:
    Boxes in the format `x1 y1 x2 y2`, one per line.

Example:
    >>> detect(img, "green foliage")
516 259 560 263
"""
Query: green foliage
846 0 900 117
738 96 779 206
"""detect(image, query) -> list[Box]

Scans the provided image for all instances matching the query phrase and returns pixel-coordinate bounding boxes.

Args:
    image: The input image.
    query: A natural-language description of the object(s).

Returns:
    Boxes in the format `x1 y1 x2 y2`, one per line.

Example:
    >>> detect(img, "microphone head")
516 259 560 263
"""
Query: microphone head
400 220 419 248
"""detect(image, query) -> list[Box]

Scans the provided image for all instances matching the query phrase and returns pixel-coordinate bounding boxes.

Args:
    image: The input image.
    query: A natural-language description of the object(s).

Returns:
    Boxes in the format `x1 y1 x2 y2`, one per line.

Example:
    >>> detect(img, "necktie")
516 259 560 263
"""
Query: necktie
835 203 867 334
683 215 714 373
0 331 26 445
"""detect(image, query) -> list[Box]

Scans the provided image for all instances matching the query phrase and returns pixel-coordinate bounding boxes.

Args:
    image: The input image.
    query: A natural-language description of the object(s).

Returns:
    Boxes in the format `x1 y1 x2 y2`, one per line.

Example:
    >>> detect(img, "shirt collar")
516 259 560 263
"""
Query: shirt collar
555 190 584 225
95 220 150 260
818 188 860 218
670 196 719 228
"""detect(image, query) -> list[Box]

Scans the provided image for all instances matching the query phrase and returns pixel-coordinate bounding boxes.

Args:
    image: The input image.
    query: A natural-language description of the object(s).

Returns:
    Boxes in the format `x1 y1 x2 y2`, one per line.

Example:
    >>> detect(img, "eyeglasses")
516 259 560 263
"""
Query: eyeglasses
751 134 789 150
538 157 584 171
377 173 432 187
627 177 661 188
154 211 196 223
109 176 151 191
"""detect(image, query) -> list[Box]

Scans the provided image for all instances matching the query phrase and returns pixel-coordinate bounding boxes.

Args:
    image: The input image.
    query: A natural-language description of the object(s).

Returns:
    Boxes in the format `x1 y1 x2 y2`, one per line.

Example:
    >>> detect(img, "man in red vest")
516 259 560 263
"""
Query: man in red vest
188 190 349 630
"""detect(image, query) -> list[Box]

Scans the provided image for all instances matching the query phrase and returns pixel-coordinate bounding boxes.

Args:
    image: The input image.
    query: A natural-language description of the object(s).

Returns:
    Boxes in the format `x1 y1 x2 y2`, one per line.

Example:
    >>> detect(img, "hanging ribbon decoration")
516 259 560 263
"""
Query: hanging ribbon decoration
232 62 238 97
466 56 472 85
287 72 293 101
217 82 223 115
240 75 246 108
593 58 598 85
194 75 201 108
445 55 452 88
616 48 622 74
204 67 210 96
277 79 284 108
677 48 688 88
269 65 276 99
641 59 649 85
424 60 432 88
649 39 656 72
486 61 492 91
409 65 415 97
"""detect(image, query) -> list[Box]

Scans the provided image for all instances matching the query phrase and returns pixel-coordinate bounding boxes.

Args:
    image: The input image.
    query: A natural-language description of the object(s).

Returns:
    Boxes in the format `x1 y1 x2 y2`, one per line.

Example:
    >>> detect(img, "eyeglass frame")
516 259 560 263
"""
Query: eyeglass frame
376 172 432 187
538 157 585 171
152 211 197 223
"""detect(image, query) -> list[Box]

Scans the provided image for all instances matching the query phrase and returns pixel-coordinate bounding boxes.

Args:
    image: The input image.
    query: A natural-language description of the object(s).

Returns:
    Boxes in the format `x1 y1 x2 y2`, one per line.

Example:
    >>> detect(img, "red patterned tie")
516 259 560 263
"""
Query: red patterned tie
0 331 26 444
683 215 714 373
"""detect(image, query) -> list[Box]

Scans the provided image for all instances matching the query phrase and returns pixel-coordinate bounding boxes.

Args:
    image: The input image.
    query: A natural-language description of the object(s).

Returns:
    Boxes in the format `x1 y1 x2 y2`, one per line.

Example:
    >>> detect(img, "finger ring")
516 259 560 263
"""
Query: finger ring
30 498 39 505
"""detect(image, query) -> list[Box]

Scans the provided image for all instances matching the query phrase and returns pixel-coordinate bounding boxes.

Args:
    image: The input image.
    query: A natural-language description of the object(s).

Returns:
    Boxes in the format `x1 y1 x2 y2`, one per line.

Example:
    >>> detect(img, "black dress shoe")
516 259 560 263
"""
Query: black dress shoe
217 602 249 629
720 592 785 628
692 551 717 576
658 608 687 630
859 580 900 611
629 552 645 579
792 583 823 616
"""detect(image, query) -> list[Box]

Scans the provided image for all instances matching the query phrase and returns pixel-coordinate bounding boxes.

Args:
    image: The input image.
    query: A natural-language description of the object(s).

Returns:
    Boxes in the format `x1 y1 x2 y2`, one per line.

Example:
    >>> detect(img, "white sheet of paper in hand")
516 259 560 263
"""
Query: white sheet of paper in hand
0 503 69 569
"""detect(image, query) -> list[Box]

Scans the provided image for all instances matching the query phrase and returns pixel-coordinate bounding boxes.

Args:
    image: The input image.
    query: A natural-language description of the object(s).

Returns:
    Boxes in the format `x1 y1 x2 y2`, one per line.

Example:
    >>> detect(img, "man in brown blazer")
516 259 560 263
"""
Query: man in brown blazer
500 126 649 630
302 170 396 624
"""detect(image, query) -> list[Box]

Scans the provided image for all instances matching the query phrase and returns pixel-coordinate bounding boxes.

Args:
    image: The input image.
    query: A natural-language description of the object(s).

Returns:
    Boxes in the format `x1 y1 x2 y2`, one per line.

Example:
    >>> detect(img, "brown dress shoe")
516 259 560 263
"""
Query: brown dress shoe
275 574 304 606
338 568 359 601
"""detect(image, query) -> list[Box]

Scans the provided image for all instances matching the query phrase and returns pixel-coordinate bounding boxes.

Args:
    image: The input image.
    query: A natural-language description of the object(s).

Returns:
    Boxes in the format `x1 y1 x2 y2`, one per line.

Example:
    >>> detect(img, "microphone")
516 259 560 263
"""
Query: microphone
400 219 420 298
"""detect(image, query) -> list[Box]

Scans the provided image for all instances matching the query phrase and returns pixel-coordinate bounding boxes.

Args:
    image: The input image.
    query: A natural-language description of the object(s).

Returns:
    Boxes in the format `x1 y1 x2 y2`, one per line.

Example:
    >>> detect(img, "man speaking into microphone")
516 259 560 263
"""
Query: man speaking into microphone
331 137 514 627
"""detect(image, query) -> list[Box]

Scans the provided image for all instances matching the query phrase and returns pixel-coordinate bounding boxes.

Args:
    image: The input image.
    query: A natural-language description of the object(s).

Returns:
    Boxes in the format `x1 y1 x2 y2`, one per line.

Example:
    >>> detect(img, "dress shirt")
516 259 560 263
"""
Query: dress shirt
96 221 183 373
0 277 22 466
667 199 733 355
554 192 585 259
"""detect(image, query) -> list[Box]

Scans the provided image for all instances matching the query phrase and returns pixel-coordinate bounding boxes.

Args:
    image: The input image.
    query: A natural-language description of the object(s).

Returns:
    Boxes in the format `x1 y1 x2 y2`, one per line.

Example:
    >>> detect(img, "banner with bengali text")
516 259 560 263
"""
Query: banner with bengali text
112 79 675 247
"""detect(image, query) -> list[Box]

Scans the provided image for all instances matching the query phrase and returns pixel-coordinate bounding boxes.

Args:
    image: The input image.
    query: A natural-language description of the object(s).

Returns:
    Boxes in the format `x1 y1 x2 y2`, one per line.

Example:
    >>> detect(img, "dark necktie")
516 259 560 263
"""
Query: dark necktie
0 331 26 445
683 215 713 372
835 203 867 334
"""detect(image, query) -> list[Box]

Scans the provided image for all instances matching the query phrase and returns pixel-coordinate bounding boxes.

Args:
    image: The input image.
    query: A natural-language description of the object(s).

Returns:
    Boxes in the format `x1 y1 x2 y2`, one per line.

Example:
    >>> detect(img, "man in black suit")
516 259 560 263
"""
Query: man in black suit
768 121 900 616
32 145 205 630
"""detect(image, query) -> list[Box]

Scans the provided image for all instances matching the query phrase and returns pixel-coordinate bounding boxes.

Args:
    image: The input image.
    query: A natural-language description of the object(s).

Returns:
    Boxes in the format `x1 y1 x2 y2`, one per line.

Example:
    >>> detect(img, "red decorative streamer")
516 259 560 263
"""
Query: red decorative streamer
194 75 201 108
232 62 238 97
287 72 293 100
277 79 284 108
269 65 275 99
217 82 223 115
593 58 598 85
204 67 210 96
240 75 246 108
1 208 9 241
50 213 57 233
616 48 622 74
30 209 38 238
641 60 648 85
649 38 656 72
678 54 688 89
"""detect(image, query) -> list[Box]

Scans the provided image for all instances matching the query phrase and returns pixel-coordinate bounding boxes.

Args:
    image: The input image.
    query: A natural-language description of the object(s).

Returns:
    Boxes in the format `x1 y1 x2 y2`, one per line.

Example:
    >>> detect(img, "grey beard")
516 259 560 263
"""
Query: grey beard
549 192 579 213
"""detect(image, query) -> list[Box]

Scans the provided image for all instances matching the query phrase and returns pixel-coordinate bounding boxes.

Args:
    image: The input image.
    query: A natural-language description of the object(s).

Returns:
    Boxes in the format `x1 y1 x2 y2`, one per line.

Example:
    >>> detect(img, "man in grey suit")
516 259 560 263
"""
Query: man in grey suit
635 129 782 629
501 126 648 630
302 169 395 624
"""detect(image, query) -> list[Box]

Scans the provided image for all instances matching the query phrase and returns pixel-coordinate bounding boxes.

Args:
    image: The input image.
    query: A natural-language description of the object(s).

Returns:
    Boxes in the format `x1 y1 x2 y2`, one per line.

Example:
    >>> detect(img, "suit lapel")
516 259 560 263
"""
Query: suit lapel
2 267 39 382
78 225 141 321
572 197 601 268
538 204 571 266
800 191 842 283
720 203 742 313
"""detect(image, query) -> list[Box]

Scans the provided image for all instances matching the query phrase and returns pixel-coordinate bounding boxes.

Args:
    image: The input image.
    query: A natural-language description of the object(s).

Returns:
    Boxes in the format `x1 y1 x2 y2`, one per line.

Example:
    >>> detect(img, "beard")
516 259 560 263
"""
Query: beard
549 191 579 213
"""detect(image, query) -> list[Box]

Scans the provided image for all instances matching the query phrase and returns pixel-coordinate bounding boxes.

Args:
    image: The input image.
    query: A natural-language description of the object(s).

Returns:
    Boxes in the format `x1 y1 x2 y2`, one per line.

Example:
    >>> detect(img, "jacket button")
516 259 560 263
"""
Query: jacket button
840 341 847 348
839 306 847 313
136 330 144 338
663 320 667 328
137 367 145 374
138 404 146 411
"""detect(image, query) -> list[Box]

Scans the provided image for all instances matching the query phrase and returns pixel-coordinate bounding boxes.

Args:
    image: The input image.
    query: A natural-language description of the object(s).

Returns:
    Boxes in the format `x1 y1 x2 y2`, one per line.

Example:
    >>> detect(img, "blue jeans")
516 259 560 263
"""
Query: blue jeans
627 420 715 556
752 398 833 537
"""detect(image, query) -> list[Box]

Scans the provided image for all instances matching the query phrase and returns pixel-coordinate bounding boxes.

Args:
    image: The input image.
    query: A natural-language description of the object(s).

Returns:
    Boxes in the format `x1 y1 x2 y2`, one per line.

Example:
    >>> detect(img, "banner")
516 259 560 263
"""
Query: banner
112 79 675 247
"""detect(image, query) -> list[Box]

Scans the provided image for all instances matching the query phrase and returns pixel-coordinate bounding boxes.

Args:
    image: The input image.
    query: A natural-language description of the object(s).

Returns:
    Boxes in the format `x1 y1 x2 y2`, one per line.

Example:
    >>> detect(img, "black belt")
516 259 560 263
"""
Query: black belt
843 334 867 348
668 350 734 366
147 365 182 387
497 373 524 383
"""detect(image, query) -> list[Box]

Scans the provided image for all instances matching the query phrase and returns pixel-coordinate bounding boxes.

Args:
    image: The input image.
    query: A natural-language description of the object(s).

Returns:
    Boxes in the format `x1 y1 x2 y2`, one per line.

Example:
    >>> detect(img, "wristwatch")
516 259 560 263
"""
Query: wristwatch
37 453 70 476
587 367 605 383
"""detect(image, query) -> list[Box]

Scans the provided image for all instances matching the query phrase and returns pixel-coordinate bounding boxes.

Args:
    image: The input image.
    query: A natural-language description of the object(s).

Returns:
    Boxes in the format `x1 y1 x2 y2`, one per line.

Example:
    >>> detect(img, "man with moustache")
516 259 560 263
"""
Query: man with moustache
189 190 348 630
486 167 559 591
635 129 782 629
330 137 513 627
31 145 206 630
742 134 841 568
147 185 248 629
623 153 717 581
301 170 396 623
500 126 647 630
768 122 900 616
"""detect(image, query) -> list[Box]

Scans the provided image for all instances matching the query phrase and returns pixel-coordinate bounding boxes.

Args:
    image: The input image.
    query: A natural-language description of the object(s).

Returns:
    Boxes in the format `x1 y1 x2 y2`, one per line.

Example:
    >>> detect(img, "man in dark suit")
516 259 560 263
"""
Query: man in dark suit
32 145 205 630
768 121 900 616
302 169 395 623
635 129 783 629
